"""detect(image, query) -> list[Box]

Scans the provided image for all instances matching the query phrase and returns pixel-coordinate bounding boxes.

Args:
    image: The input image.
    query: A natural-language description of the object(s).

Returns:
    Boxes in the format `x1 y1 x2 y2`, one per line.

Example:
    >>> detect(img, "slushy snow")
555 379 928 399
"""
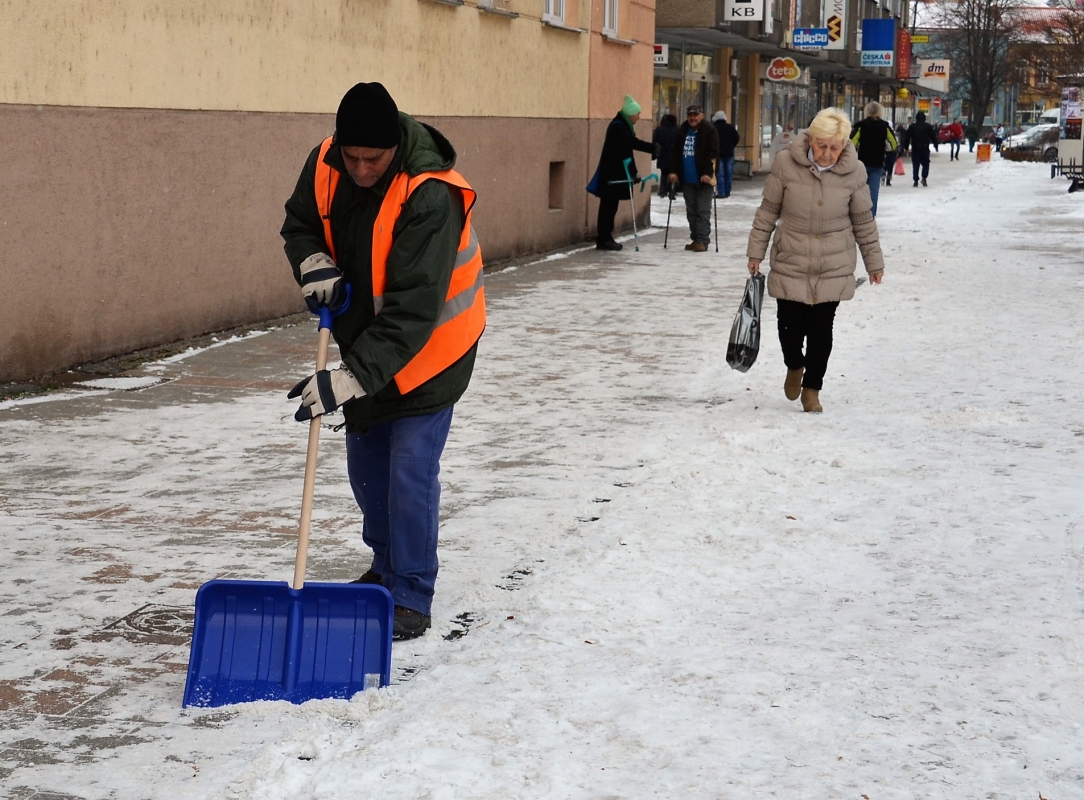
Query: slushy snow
1 155 1083 798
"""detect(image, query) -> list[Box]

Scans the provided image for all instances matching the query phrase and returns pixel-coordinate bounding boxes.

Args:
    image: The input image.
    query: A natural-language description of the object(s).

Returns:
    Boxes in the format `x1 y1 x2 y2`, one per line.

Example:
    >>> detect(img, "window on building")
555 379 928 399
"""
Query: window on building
548 162 565 209
603 0 618 35
543 0 565 24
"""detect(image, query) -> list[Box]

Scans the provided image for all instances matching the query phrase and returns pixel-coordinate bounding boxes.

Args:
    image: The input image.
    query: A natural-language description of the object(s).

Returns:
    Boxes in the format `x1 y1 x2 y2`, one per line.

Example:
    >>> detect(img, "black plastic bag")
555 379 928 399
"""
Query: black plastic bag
726 274 765 372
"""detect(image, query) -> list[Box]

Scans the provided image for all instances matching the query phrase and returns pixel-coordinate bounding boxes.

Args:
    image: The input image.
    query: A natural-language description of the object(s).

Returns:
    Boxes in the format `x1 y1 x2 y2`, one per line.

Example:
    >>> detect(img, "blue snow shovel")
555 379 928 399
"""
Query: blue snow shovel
183 295 394 707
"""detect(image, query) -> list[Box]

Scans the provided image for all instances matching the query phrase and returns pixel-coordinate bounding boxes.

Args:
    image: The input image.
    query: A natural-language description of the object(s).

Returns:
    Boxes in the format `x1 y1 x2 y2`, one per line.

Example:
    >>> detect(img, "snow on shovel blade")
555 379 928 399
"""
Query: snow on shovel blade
182 579 393 707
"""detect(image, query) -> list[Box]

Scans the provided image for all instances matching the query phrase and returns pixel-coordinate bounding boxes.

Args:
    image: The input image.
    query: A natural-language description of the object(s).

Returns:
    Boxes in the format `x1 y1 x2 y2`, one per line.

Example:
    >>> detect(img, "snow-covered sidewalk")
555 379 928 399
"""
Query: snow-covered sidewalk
2 153 1083 798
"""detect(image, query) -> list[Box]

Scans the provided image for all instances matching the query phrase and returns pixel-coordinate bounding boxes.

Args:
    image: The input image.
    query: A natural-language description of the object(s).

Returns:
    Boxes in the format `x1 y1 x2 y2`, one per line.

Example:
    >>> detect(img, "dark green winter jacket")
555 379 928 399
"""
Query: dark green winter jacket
281 113 477 431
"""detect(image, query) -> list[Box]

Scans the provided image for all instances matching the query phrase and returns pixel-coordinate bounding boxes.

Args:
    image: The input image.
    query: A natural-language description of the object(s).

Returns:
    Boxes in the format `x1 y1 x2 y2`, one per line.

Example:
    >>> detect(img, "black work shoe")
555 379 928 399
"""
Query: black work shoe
921 179 928 187
393 606 432 640
596 240 622 251
350 570 383 585
913 180 919 187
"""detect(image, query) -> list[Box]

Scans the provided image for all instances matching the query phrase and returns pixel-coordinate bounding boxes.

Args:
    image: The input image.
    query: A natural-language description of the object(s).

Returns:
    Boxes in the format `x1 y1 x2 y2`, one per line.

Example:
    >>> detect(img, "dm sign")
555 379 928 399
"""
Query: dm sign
860 18 895 68
793 28 829 50
725 0 764 21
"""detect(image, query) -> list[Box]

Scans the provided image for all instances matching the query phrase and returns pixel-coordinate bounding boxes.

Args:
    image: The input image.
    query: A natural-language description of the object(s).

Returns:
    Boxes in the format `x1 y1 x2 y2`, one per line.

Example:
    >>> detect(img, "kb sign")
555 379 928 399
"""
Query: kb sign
725 0 765 21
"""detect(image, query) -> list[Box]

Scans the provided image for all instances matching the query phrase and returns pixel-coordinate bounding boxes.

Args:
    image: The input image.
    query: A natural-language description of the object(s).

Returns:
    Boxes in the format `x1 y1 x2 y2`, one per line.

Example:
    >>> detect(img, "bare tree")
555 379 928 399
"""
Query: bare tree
931 0 1022 126
1035 3 1084 88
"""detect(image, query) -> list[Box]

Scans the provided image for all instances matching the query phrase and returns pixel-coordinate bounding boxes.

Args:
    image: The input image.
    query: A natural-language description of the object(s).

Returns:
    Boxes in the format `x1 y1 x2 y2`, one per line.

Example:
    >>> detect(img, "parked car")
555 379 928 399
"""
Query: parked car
1002 123 1059 162
1039 108 1060 126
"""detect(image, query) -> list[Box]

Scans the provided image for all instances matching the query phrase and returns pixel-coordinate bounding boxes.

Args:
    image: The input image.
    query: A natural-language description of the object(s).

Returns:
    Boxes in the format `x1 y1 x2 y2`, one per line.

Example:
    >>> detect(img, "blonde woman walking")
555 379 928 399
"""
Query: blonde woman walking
746 108 885 413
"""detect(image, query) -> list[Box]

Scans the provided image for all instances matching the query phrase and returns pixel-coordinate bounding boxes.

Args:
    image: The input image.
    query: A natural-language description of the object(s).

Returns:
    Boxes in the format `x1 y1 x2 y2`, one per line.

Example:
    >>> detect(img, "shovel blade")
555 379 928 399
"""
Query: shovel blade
183 580 393 707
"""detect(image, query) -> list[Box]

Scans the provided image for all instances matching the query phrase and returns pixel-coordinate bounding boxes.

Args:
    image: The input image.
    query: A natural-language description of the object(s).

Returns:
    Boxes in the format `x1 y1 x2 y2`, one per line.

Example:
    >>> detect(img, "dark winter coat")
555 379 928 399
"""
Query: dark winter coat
281 113 475 431
904 117 938 154
713 119 741 159
594 113 655 200
668 121 721 187
652 119 680 177
965 123 979 143
850 117 898 170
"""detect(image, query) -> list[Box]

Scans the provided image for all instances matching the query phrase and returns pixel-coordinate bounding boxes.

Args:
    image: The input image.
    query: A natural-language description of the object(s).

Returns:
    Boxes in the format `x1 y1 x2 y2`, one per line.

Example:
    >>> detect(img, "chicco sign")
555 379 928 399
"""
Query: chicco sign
766 57 801 82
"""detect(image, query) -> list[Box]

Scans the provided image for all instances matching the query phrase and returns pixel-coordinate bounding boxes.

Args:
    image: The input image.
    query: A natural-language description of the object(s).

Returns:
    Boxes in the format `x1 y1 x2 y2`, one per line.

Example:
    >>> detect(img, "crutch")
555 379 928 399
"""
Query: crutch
617 158 640 252
712 159 719 253
605 162 636 251
663 181 674 248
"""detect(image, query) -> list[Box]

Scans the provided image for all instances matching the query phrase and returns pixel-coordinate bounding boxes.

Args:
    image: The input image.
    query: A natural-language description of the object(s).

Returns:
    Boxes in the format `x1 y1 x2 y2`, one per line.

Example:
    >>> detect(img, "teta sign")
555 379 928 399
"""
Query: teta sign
766 57 801 82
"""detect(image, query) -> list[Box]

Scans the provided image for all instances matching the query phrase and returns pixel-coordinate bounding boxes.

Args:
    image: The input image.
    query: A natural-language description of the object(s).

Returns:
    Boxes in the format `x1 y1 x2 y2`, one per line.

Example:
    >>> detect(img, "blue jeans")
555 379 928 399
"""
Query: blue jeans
346 407 454 615
950 139 962 159
865 167 883 217
716 157 735 198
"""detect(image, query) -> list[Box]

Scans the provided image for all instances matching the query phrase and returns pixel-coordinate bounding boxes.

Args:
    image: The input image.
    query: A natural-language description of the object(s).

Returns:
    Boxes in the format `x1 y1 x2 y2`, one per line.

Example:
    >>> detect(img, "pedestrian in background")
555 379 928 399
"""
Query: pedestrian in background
994 123 1006 152
850 101 897 216
905 111 938 187
948 118 964 160
883 134 899 187
965 120 979 152
281 81 486 640
667 104 720 252
652 114 679 197
589 94 655 251
746 108 885 413
712 110 741 199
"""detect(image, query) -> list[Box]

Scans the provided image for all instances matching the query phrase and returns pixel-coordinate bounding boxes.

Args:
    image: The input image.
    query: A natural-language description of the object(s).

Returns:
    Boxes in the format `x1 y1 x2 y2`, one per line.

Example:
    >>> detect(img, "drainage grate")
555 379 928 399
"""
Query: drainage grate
98 604 194 646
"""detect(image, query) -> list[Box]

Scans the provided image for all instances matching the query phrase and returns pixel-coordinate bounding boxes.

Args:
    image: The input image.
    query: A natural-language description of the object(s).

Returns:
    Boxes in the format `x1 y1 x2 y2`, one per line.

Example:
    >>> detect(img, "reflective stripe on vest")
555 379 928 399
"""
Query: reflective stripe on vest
315 137 340 263
313 136 486 395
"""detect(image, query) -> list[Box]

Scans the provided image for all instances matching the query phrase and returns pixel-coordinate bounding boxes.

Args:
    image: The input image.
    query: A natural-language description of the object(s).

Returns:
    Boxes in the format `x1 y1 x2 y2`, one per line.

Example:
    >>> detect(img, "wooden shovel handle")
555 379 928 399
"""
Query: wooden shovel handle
292 324 331 590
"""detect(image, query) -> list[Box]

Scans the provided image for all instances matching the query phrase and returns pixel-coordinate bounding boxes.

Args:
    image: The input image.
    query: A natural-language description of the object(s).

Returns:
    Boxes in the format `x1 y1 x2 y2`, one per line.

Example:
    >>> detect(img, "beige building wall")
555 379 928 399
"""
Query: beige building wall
0 0 655 382
585 0 658 236
0 0 589 117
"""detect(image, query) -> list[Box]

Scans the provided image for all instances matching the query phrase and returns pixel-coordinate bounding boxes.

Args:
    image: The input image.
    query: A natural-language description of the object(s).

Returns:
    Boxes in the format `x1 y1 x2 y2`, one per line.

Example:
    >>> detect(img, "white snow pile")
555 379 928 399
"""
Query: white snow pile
1 154 1082 799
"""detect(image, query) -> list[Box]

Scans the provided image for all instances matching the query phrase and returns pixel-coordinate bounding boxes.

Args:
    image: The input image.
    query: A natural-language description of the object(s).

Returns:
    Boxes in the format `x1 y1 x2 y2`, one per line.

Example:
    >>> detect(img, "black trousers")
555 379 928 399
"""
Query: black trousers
776 299 839 391
597 197 620 244
912 151 930 182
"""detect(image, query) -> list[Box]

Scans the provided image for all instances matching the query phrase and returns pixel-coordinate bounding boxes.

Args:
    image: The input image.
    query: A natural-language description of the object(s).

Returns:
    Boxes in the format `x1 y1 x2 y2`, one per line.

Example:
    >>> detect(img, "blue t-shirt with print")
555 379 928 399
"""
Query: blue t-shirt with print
682 129 699 184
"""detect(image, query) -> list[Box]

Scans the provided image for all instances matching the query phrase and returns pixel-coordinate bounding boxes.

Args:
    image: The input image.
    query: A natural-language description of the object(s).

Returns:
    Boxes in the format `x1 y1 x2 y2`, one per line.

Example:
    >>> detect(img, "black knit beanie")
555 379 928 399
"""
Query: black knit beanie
335 82 402 149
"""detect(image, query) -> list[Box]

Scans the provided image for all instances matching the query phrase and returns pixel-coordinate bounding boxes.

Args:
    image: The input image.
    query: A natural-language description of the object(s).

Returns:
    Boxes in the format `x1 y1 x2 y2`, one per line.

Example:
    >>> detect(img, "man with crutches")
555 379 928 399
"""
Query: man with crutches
667 105 720 252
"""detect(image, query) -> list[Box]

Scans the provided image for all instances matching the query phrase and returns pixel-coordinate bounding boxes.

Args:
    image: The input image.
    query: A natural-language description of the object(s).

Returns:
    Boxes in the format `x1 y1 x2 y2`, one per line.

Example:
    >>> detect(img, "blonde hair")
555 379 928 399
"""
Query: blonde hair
807 108 852 142
864 101 884 119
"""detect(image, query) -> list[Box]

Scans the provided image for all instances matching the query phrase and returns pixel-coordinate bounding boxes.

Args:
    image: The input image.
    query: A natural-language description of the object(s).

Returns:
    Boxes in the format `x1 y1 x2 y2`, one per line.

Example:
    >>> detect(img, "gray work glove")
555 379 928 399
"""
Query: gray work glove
287 366 365 421
299 252 347 313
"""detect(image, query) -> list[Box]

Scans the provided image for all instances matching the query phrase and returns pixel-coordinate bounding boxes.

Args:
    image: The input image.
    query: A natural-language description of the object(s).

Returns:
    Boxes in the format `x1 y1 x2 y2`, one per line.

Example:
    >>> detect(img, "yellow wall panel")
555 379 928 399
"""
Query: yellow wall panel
0 0 590 117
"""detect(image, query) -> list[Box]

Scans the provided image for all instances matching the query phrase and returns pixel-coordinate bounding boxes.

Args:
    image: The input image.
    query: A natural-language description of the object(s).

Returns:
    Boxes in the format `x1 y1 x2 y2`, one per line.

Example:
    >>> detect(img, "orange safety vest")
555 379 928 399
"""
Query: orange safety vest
314 136 486 394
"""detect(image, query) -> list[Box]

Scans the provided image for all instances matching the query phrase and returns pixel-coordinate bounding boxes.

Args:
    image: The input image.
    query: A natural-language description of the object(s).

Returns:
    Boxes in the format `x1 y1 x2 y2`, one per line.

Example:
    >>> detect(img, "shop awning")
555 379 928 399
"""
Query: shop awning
656 26 936 93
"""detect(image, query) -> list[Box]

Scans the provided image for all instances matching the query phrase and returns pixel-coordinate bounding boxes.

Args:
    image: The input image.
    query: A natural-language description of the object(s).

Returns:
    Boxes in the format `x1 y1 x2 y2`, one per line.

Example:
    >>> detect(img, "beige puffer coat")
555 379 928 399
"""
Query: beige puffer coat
746 132 884 305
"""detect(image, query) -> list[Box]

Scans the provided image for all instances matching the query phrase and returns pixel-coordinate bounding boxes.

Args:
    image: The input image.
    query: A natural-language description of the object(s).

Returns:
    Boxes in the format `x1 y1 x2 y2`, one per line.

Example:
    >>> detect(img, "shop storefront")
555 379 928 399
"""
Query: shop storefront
759 62 816 168
652 44 722 122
